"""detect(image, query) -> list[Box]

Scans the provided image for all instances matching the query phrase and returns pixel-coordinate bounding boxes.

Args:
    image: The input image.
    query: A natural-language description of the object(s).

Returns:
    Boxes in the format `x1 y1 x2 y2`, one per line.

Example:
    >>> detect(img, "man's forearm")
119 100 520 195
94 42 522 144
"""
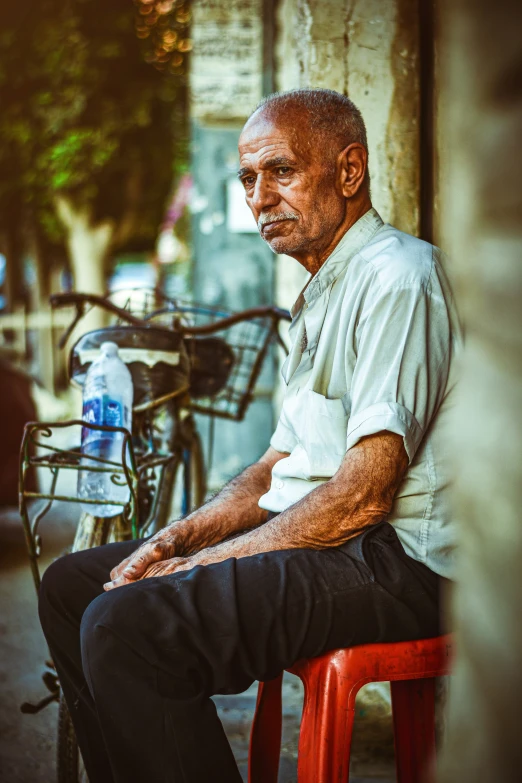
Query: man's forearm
187 431 408 565
108 433 407 588
157 459 273 555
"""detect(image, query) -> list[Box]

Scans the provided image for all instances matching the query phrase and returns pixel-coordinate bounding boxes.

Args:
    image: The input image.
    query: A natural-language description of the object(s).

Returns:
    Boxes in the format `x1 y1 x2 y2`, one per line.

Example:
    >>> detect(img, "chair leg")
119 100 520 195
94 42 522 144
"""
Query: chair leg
296 659 358 783
248 674 283 783
391 677 436 783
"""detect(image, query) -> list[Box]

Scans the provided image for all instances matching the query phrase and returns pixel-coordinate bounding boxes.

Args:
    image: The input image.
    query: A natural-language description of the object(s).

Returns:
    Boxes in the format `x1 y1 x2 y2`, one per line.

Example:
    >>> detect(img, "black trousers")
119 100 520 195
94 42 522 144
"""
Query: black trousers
39 521 446 783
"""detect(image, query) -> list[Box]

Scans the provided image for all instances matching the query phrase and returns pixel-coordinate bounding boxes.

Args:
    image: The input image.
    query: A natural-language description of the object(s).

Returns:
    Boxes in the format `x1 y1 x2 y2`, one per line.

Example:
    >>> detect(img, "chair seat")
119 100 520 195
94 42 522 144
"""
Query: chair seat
249 634 452 783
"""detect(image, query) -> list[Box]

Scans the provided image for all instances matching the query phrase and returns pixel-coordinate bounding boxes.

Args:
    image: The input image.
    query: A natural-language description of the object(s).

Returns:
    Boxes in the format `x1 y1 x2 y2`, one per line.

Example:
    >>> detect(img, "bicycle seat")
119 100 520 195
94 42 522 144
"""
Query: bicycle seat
70 326 190 405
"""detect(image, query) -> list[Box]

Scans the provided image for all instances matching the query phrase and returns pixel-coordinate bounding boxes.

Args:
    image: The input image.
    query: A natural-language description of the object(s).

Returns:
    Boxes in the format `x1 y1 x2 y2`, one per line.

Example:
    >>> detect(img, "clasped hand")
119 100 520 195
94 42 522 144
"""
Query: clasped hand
103 534 203 591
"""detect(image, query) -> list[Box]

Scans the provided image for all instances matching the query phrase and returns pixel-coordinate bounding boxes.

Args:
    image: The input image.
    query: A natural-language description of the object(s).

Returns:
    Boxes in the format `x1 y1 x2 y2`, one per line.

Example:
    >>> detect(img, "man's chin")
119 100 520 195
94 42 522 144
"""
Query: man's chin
261 234 303 255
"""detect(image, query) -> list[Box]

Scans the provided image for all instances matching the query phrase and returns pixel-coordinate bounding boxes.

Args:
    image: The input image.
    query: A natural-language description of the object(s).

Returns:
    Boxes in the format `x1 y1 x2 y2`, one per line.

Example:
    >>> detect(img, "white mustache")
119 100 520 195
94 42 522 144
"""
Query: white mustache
257 212 299 230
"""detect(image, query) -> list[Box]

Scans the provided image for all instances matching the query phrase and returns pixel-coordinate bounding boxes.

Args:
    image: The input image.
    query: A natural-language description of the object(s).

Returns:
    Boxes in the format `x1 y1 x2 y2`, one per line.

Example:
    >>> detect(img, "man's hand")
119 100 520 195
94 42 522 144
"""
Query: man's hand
105 530 186 590
105 554 189 589
104 544 229 589
103 446 284 591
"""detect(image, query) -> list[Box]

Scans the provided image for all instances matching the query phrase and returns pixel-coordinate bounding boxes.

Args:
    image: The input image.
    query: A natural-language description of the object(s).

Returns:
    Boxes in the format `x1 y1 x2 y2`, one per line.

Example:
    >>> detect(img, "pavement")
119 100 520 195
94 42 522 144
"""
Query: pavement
0 501 395 782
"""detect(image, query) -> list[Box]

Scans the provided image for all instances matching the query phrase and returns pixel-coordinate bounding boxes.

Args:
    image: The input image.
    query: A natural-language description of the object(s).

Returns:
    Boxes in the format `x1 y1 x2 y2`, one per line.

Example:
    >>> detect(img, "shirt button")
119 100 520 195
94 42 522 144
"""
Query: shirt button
275 480 284 490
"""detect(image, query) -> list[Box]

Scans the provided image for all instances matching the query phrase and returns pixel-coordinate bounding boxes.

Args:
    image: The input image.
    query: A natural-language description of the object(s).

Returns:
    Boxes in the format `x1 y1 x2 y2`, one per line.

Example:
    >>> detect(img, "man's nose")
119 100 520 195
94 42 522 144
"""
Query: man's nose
250 175 280 213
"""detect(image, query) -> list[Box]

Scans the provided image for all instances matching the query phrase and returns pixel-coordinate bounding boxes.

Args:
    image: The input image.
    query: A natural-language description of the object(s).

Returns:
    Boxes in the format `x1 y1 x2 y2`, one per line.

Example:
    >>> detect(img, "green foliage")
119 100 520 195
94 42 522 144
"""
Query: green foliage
0 0 189 252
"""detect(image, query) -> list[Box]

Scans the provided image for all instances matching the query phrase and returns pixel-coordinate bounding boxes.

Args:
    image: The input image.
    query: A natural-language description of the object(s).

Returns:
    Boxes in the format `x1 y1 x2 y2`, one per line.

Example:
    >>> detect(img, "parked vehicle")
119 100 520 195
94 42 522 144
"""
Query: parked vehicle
0 357 37 506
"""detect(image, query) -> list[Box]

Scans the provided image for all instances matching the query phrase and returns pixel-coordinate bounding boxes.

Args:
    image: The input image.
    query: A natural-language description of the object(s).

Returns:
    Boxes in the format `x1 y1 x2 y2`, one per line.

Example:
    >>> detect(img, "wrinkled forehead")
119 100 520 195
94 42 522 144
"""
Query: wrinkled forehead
238 107 315 163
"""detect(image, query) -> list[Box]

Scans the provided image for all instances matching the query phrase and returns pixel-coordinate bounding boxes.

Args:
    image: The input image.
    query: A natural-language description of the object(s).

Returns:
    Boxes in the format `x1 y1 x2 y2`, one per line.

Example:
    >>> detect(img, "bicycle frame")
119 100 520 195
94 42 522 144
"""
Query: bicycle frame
18 289 285 726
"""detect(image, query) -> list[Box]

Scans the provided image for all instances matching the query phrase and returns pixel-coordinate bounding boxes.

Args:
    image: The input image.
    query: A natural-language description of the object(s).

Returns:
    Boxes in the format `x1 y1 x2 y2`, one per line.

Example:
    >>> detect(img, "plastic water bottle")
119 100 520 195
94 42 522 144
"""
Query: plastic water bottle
78 342 133 516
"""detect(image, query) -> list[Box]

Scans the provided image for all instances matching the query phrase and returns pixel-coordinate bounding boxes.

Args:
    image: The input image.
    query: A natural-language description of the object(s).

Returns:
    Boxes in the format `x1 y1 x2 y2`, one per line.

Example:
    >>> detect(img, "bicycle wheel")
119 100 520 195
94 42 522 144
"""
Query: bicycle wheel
56 512 126 783
148 421 206 535
57 694 88 783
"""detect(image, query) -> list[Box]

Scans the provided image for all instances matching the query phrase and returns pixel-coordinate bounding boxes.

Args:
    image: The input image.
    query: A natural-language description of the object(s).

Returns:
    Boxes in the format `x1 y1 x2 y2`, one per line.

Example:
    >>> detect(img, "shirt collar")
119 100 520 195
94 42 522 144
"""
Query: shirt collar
290 207 384 318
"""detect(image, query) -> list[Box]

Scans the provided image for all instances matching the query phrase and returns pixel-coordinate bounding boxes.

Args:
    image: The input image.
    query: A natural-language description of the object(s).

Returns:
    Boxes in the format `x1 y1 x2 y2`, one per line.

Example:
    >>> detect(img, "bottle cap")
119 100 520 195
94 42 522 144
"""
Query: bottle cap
100 342 119 357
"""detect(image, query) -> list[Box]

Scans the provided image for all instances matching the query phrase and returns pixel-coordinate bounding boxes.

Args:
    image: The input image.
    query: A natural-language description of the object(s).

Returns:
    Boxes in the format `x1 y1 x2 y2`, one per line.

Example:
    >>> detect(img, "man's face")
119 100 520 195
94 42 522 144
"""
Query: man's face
237 110 346 259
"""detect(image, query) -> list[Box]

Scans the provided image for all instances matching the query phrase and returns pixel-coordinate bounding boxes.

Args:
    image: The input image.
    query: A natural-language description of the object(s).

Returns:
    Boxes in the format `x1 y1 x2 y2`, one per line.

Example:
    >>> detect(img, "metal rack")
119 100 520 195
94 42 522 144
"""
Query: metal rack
19 419 140 593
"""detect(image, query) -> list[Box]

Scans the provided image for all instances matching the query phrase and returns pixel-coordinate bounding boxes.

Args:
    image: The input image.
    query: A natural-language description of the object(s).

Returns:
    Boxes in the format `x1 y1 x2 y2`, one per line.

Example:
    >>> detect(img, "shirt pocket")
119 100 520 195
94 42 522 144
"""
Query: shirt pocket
302 389 349 478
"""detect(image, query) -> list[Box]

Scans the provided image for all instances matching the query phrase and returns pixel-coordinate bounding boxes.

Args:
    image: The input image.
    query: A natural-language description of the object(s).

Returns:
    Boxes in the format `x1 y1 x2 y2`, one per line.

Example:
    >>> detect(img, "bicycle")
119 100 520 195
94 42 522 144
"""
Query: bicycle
18 288 291 783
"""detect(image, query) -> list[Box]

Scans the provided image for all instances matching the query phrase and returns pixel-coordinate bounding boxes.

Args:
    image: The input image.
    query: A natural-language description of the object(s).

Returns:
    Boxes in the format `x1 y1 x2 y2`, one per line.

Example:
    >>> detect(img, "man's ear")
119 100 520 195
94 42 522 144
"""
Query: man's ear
338 143 367 197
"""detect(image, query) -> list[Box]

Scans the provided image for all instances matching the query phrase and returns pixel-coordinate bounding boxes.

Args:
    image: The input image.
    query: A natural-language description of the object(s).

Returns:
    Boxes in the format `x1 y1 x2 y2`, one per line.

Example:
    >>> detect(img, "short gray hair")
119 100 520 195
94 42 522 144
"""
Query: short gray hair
251 89 370 187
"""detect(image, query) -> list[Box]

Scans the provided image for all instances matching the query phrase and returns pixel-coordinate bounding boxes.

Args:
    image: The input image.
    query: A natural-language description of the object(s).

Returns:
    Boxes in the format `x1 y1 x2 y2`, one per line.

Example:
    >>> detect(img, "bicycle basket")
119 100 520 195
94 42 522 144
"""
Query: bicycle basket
186 337 235 399
172 304 276 422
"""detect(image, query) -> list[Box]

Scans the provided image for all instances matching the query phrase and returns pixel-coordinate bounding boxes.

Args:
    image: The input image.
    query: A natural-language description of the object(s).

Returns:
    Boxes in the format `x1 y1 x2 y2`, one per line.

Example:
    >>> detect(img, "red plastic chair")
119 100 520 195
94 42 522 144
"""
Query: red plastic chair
248 634 452 783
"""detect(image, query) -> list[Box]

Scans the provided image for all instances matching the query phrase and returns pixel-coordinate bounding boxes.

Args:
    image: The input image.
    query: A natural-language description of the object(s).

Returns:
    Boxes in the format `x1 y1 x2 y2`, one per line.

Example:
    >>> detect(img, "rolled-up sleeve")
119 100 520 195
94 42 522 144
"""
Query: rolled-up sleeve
346 279 451 463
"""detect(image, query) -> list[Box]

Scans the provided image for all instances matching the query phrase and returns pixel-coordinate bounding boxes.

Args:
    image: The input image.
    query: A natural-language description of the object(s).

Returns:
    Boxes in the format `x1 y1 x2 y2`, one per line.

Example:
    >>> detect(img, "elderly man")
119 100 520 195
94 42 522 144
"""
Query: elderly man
39 89 460 782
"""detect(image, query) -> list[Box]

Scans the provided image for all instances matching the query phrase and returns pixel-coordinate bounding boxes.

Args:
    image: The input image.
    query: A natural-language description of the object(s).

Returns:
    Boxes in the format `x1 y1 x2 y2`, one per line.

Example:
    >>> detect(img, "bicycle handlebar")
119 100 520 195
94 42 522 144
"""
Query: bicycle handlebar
50 292 146 326
179 305 291 335
50 292 291 346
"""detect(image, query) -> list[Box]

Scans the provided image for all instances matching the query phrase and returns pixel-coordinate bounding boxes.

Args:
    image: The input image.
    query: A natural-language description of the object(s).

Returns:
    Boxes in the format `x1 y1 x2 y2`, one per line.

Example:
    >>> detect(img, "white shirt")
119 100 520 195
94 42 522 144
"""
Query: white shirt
259 208 461 579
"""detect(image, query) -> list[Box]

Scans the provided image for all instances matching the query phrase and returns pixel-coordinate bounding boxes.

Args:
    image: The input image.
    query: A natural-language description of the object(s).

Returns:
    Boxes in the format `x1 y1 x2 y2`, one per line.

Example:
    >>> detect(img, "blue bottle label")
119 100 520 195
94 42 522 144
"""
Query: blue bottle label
82 397 102 442
82 395 124 442
104 397 124 427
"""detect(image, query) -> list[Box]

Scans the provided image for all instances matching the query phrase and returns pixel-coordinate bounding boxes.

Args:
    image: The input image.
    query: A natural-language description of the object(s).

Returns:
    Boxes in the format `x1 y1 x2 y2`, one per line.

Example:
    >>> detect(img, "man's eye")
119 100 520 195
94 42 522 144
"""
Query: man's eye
242 176 256 188
276 167 292 176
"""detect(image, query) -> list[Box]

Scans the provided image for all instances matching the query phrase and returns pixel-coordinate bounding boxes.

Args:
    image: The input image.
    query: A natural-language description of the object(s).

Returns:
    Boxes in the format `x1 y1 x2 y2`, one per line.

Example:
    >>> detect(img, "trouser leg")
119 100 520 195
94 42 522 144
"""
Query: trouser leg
39 522 444 783
39 538 142 782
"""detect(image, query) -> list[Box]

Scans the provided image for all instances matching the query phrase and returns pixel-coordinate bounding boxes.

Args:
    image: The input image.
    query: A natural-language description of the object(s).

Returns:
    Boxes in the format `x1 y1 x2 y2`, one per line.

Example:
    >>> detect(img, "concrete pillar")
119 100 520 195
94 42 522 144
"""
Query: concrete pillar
274 0 420 306
437 1 522 781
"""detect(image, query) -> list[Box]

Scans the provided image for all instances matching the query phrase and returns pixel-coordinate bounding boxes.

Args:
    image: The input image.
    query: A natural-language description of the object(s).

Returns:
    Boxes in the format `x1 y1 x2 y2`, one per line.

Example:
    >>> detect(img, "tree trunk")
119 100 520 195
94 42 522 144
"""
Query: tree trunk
55 196 115 335
31 229 56 391
33 248 53 391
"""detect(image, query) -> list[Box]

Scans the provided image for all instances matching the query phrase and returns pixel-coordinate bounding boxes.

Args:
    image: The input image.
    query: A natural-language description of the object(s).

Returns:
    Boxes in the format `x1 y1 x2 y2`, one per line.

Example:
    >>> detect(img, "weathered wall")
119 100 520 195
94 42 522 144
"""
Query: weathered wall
437 0 522 780
274 0 420 307
191 0 263 124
